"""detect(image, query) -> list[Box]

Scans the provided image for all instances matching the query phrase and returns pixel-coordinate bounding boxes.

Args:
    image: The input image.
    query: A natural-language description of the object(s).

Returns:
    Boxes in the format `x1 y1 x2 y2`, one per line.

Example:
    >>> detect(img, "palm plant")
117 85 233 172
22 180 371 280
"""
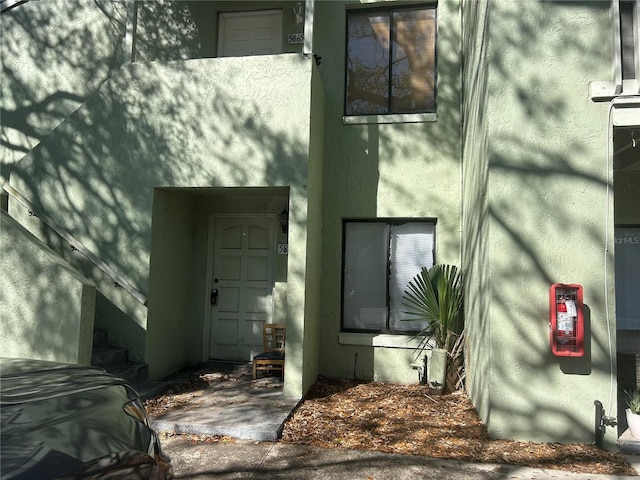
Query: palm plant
402 264 464 355
628 388 640 415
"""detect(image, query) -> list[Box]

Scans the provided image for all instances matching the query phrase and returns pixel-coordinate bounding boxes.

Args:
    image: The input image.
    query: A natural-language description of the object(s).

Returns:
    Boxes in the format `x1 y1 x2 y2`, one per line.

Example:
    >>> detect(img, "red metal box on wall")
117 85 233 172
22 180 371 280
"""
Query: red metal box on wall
549 283 584 357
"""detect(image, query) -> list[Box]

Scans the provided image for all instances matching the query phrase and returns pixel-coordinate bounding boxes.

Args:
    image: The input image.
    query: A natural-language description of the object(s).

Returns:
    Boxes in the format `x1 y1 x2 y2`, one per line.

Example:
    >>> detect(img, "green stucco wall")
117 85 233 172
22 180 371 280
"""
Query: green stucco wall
9 54 315 395
462 0 617 446
1 212 96 364
461 0 492 425
11 55 312 291
134 1 305 61
1 0 126 184
3 0 630 447
314 0 463 384
301 65 326 395
2 0 140 364
146 190 197 378
3 0 319 399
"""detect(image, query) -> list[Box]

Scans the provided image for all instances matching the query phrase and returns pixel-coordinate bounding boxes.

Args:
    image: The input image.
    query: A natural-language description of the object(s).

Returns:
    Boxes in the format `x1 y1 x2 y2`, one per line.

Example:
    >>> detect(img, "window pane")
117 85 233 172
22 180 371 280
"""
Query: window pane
391 8 436 113
388 223 435 332
619 0 637 80
343 223 388 330
346 12 390 115
615 227 640 329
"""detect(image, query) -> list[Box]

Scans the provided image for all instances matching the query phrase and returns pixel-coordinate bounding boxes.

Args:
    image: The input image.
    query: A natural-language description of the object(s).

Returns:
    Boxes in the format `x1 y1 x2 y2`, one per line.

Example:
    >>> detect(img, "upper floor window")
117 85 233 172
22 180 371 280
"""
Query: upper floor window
589 0 639 100
620 0 639 81
345 5 437 117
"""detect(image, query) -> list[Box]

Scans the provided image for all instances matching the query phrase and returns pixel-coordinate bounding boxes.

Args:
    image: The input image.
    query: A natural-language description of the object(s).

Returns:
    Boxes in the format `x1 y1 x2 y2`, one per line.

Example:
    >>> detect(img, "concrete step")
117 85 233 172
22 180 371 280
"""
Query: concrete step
91 345 128 368
104 362 149 386
619 429 640 454
91 329 149 387
136 379 172 401
92 329 109 349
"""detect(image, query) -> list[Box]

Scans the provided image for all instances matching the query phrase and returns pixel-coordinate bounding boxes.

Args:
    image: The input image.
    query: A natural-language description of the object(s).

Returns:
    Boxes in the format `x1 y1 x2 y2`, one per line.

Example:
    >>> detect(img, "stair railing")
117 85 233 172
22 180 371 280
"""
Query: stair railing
2 183 147 306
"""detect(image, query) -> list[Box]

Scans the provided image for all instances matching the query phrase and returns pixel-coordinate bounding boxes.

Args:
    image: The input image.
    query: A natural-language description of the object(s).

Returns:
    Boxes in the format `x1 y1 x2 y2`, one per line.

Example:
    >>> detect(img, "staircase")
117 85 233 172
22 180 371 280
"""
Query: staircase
91 329 149 386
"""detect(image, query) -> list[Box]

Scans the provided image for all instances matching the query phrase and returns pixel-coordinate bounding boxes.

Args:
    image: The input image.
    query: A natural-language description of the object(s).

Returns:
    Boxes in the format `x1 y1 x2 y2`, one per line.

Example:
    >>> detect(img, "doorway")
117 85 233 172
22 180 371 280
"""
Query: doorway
207 215 276 361
614 122 640 435
615 125 640 332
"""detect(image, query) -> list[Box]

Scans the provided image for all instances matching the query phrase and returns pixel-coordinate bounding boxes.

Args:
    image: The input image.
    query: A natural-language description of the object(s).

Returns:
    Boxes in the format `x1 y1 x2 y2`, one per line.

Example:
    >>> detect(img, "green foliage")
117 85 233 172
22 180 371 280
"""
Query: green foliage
402 264 464 353
627 388 640 415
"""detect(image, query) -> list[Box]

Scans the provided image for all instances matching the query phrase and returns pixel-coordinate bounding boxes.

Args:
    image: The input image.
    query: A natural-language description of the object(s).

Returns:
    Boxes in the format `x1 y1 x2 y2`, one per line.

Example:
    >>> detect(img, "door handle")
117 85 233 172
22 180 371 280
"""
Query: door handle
210 289 218 305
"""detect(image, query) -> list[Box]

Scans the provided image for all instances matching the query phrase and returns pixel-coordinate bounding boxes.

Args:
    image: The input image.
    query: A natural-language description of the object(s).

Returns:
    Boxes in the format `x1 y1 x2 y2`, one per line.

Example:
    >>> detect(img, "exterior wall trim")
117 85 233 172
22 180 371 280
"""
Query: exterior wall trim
343 113 437 125
339 332 423 349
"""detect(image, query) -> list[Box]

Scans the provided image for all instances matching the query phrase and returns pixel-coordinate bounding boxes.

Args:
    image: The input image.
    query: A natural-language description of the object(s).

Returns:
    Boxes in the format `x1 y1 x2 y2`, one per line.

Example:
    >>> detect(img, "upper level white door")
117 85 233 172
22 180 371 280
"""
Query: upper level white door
218 10 283 57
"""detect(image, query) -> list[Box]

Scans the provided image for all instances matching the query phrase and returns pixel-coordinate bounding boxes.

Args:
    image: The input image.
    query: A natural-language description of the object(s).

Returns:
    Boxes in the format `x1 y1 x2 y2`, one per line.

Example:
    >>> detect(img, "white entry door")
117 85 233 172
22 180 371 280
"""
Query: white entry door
208 216 276 361
218 10 283 57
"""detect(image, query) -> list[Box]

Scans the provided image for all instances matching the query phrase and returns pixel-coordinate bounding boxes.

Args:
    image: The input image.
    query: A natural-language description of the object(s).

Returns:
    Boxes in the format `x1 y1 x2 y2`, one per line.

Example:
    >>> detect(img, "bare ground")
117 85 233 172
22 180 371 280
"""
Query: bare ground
145 374 636 476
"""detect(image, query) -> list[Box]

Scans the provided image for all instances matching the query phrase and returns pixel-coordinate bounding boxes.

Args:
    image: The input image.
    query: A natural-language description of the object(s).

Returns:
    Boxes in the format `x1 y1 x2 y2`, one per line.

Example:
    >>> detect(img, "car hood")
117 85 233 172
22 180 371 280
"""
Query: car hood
0 357 135 405
0 358 165 479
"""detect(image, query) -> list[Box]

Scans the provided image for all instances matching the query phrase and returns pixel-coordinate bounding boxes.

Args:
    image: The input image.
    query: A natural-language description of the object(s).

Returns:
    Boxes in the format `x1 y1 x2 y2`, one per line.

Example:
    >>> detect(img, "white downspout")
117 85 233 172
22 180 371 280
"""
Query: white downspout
123 0 137 63
303 0 313 55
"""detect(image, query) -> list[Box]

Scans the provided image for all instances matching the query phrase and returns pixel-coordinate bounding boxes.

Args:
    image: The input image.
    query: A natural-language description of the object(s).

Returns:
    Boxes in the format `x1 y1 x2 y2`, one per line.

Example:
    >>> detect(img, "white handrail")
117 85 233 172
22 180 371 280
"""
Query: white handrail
2 183 147 305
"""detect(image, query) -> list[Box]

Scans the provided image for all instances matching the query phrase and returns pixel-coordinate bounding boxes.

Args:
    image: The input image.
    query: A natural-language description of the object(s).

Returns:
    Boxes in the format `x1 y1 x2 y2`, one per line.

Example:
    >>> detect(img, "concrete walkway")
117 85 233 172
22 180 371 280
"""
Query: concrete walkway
142 362 300 441
161 438 640 480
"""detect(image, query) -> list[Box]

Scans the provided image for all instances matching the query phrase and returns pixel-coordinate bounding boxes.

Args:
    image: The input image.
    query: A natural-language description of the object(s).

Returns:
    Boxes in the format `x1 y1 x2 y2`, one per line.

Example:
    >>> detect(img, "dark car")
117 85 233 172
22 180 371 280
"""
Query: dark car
0 357 173 480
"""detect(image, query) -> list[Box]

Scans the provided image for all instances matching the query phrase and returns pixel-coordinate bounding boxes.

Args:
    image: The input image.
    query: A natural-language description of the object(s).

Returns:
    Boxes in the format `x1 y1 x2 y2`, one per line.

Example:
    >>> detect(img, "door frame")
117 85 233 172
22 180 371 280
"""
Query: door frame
202 213 278 362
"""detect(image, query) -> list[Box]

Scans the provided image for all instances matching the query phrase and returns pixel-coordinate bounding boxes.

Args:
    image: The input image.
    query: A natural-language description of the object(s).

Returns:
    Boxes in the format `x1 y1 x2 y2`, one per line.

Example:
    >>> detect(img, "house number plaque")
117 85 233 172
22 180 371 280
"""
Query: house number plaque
287 33 304 44
278 244 288 255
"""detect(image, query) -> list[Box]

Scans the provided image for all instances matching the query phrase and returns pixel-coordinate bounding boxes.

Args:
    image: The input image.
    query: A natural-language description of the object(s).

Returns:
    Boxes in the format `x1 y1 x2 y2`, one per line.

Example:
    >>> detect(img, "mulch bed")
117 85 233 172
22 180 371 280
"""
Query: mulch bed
279 377 636 476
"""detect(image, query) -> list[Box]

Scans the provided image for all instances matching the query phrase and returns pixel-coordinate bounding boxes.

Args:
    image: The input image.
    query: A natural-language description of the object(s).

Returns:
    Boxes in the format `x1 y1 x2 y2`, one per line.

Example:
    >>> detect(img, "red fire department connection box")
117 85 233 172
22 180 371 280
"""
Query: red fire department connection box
549 283 584 357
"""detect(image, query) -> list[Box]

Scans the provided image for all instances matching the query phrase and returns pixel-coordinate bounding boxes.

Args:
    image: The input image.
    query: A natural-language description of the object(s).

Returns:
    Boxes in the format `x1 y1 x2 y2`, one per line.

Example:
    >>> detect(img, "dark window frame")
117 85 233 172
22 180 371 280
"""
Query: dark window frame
620 0 639 80
344 3 438 117
340 217 437 335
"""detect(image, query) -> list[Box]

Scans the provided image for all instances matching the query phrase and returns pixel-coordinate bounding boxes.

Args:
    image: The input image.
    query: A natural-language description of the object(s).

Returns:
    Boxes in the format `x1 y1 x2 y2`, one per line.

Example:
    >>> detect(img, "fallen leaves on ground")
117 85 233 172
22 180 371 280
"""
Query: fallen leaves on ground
144 377 209 415
280 377 636 476
144 371 635 475
158 431 237 444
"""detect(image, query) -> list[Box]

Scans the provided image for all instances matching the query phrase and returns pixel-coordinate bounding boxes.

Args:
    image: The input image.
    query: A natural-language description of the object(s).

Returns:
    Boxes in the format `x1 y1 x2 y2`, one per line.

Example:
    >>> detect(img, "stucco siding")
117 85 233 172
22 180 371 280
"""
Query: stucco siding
9 54 313 297
1 0 126 183
481 0 615 445
461 0 492 425
301 64 326 395
8 53 314 385
1 0 628 447
134 1 305 61
1 212 96 365
315 0 463 384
